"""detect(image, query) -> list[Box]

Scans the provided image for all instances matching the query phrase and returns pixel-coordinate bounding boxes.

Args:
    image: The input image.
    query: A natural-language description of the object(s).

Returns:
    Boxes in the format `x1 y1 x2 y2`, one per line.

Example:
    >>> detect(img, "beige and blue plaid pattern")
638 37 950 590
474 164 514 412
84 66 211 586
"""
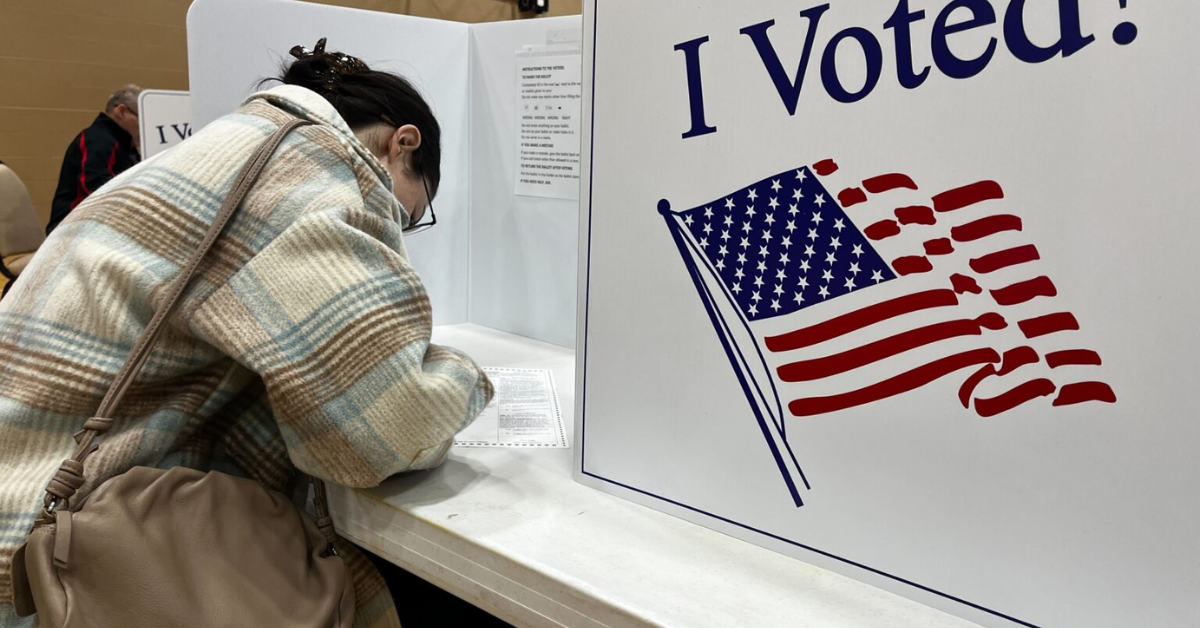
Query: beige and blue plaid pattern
0 86 492 628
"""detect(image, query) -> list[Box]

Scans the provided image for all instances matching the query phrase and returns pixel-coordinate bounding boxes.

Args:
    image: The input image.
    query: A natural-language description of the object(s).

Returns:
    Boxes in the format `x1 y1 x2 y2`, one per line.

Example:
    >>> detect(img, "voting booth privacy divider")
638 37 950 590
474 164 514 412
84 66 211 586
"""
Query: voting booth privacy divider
576 1 1199 628
188 0 581 348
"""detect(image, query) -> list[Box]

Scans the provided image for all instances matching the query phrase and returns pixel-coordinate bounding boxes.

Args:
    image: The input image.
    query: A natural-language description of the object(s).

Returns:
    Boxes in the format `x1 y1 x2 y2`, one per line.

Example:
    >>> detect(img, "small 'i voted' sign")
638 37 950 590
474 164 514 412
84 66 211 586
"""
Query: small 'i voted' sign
137 90 193 159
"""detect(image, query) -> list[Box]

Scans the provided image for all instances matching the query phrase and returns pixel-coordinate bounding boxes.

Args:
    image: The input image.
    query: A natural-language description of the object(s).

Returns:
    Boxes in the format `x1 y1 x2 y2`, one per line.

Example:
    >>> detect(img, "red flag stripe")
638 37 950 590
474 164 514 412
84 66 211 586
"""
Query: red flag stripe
997 346 1039 376
895 205 936 225
990 276 1057 306
839 187 868 208
1046 349 1103 368
956 346 1039 406
863 173 918 193
765 289 959 352
974 379 1056 417
1018 312 1079 338
1053 382 1117 406
959 365 996 408
932 181 1004 212
950 273 982 295
865 219 901 240
813 159 839 175
776 314 1007 382
789 348 1001 417
924 238 954 255
970 245 1041 274
893 256 933 276
951 215 1022 242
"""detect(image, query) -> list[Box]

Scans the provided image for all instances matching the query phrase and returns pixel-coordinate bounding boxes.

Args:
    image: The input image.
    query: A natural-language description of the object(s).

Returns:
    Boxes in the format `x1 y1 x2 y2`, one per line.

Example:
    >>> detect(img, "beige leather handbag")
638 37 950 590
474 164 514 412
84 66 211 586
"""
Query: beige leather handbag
10 119 356 628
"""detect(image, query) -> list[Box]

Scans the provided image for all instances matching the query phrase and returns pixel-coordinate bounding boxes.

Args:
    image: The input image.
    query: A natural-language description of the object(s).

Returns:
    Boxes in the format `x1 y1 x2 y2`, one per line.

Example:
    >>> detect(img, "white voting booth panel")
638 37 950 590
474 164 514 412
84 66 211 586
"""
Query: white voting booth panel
576 2 1200 628
188 0 580 343
469 19 582 348
188 0 470 327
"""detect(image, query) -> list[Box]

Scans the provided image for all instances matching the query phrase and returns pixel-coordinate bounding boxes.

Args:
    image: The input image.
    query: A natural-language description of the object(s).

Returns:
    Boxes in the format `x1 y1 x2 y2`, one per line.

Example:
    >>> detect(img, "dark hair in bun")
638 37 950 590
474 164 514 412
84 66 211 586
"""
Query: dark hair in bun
273 41 442 198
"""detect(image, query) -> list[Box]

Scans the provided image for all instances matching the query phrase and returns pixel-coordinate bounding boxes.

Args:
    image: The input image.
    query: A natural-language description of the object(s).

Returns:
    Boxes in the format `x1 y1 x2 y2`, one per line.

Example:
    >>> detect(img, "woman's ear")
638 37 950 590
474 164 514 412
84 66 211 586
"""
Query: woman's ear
390 124 423 162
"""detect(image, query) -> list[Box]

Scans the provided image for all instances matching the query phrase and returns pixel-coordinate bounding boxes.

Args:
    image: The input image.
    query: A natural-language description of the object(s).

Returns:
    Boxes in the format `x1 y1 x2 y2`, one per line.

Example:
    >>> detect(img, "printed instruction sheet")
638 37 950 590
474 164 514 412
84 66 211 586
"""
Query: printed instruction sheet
515 52 582 199
454 367 568 448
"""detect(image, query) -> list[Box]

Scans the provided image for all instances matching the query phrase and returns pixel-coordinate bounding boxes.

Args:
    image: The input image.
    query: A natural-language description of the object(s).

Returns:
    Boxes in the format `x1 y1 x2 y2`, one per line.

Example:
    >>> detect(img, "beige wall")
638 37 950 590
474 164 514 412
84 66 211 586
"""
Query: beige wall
316 0 582 21
0 0 581 226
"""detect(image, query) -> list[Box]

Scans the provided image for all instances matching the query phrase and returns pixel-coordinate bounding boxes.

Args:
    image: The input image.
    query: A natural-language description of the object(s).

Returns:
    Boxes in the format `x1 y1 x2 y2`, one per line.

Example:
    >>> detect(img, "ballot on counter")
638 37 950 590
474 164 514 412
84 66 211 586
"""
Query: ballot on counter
454 368 568 448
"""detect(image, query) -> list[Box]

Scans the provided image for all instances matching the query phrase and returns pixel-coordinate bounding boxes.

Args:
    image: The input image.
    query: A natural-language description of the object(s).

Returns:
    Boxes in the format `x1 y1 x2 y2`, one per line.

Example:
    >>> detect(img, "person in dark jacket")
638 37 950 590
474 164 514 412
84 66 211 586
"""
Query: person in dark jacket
47 85 143 235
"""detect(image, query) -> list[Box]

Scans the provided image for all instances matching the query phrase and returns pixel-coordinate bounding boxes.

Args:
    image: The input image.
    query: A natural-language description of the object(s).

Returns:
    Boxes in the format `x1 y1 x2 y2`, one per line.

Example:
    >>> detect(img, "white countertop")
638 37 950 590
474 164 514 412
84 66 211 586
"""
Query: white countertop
328 324 984 628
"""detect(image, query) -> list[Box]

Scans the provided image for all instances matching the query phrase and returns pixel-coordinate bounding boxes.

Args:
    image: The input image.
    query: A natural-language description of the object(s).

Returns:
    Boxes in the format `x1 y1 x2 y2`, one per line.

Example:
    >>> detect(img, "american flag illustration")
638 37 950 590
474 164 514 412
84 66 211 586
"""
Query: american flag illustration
659 159 1116 507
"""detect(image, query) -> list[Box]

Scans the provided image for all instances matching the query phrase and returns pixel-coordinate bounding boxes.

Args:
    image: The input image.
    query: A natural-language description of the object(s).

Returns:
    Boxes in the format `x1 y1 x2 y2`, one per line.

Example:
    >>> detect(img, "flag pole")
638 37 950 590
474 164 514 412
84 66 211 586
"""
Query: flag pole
660 199 806 507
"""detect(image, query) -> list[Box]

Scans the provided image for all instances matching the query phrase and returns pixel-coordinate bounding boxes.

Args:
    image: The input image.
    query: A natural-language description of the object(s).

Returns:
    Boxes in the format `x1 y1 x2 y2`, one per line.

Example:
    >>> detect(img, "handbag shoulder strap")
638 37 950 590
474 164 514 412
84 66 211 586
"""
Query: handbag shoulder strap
38 119 335 540
95 119 309 420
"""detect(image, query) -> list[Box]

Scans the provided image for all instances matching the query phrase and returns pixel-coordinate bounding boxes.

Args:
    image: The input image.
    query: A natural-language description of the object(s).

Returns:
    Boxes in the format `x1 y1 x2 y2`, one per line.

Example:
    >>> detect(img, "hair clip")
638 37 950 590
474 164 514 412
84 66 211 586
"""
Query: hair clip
329 53 368 75
289 37 328 60
289 38 368 93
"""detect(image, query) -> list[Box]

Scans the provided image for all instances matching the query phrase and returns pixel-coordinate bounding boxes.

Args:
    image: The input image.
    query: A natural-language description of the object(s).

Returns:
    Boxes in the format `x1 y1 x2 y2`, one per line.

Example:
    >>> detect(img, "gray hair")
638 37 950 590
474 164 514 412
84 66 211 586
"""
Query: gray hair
105 85 143 114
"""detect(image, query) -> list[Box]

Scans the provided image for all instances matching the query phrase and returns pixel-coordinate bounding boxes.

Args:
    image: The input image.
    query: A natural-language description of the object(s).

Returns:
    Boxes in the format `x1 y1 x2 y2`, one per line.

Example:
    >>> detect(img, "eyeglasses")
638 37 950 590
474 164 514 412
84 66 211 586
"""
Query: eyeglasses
402 173 437 235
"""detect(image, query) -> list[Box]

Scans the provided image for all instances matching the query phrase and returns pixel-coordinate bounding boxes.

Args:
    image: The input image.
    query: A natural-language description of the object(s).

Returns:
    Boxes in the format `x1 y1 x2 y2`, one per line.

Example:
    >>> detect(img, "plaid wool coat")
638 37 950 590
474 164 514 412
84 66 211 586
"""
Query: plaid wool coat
0 86 494 627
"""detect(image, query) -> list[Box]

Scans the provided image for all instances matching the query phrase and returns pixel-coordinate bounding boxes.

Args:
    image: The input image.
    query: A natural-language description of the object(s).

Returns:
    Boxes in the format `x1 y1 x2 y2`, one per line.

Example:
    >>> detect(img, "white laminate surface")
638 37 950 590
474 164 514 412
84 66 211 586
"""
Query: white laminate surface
328 324 984 628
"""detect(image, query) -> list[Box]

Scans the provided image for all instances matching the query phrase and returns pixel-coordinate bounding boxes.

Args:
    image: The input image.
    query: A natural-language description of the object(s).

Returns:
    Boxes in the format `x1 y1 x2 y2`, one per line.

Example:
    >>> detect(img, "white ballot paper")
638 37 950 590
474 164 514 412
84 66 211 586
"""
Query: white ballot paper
454 367 568 448
515 52 582 200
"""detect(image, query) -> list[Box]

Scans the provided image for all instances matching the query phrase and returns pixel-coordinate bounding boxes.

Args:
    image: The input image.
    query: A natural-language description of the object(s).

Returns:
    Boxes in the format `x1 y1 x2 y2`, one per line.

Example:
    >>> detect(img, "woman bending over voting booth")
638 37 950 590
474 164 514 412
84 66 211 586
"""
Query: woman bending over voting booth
0 40 492 628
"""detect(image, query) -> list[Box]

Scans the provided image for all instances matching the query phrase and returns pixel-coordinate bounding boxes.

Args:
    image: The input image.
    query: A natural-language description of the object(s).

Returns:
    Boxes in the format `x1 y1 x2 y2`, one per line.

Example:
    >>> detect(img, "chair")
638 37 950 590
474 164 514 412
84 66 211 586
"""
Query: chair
0 163 45 298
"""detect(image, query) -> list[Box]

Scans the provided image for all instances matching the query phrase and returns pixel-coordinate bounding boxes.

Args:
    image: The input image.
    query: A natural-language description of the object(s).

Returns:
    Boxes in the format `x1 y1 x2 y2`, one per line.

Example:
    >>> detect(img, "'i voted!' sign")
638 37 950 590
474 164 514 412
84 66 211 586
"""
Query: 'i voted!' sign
675 0 1141 139
577 2 1200 628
